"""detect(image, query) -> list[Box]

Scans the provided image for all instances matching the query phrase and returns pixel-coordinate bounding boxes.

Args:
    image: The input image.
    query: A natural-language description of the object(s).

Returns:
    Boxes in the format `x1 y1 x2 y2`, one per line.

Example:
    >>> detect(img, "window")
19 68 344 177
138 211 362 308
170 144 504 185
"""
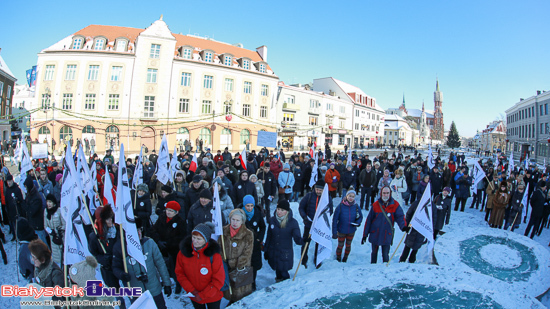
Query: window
309 116 318 126
116 40 127 52
283 113 294 122
224 56 232 66
261 85 268 96
144 96 155 118
84 94 96 110
105 126 119 149
338 135 345 145
88 65 99 80
260 106 267 118
146 69 158 83
223 101 232 114
108 94 120 110
310 99 317 108
259 63 266 73
183 48 192 59
199 128 211 144
546 104 549 115
65 65 77 80
179 98 189 113
355 110 359 117
62 94 73 110
59 126 73 142
41 94 50 109
150 44 161 58
221 128 231 145
44 65 55 80
326 103 333 111
541 124 544 135
38 126 50 135
242 104 251 117
203 75 213 89
204 52 213 62
339 120 345 128
541 105 544 116
72 37 83 49
285 95 295 104
82 125 95 134
240 129 250 144
94 38 105 50
243 59 250 70
225 78 234 92
244 81 252 94
201 100 212 114
181 73 191 87
111 66 122 81
340 106 345 114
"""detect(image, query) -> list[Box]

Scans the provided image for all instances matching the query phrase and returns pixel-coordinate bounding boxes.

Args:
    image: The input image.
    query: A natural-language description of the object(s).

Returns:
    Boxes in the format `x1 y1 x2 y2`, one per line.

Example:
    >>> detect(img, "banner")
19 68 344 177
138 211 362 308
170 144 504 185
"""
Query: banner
116 144 147 271
427 144 435 170
310 184 333 266
469 161 486 195
309 151 318 188
19 140 33 194
257 131 277 148
170 146 179 182
132 147 144 190
507 152 514 178
521 183 530 220
240 147 247 170
189 152 198 173
410 183 435 253
129 291 156 309
211 182 224 241
156 135 170 185
103 167 115 209
77 144 93 194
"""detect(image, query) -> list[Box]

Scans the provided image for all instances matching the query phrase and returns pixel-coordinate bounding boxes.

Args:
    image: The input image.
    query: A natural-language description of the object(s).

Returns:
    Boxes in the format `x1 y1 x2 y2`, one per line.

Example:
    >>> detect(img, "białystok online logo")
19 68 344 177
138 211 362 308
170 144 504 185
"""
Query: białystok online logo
1 281 142 299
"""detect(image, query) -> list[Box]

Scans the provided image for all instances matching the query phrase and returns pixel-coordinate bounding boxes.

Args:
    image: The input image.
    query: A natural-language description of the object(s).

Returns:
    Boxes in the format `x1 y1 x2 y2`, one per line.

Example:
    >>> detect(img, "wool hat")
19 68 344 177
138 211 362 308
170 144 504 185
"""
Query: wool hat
192 222 215 242
136 183 149 193
229 208 246 222
52 162 58 167
24 177 35 190
69 256 98 287
346 190 357 197
212 176 223 188
6 174 13 181
243 195 255 207
443 187 452 193
249 174 258 181
193 174 203 183
277 199 290 211
100 204 115 221
46 194 57 205
166 201 181 212
55 174 63 182
330 162 335 167
315 179 325 189
539 180 547 188
283 163 290 170
161 185 173 194
199 189 213 200
17 217 37 242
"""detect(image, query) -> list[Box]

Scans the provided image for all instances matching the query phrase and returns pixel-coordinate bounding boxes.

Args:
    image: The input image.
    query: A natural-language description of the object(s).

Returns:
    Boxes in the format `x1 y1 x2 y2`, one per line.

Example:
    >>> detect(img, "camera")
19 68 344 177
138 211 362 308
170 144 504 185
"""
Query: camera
136 274 148 283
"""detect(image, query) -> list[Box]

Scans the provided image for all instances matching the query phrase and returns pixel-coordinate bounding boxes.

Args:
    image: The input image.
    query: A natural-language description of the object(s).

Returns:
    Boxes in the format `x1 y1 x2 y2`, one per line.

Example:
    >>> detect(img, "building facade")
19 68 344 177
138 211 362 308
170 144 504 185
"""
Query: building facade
505 90 550 163
476 120 506 153
0 50 16 142
30 18 279 154
383 114 418 146
12 84 33 139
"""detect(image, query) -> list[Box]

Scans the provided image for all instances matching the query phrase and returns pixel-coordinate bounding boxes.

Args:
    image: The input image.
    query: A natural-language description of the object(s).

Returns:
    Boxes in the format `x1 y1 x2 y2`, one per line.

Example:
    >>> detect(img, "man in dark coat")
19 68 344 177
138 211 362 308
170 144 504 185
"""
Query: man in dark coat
5 174 25 240
187 190 221 234
433 187 452 238
183 175 208 217
359 162 377 210
454 168 472 212
256 163 277 218
399 197 437 263
23 177 47 245
429 166 443 198
525 181 547 239
156 185 185 220
233 170 258 206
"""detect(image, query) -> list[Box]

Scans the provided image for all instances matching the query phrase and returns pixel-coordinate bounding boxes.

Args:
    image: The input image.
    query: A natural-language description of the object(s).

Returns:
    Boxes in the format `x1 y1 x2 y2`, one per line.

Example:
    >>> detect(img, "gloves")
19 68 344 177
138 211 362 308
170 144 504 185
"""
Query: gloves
164 286 172 297
332 234 338 239
191 289 202 302
402 226 410 233
361 237 367 245
23 269 31 279
120 272 131 282
51 230 64 245
158 241 167 250
264 252 268 260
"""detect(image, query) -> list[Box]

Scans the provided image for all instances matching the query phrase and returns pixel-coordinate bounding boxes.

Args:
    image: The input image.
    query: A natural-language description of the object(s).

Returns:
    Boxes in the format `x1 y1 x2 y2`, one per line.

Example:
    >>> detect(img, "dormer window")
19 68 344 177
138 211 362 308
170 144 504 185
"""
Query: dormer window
204 51 213 62
183 48 192 59
254 62 267 73
94 38 106 50
259 63 266 73
72 37 84 49
224 55 232 66
243 59 250 70
115 39 128 52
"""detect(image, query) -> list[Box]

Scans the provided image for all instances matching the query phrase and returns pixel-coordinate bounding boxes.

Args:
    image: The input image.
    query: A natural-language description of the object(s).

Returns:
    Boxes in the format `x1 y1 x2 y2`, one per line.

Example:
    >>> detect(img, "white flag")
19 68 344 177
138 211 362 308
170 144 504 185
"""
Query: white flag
129 290 157 309
77 144 94 194
90 161 98 189
116 144 147 271
309 151 319 188
14 139 21 163
525 153 529 170
19 140 33 194
347 147 352 167
507 152 514 178
211 182 224 240
132 147 144 190
410 183 435 253
427 144 435 170
521 182 530 220
469 161 487 195
156 135 170 185
170 146 179 181
103 167 116 209
61 143 91 265
310 184 333 266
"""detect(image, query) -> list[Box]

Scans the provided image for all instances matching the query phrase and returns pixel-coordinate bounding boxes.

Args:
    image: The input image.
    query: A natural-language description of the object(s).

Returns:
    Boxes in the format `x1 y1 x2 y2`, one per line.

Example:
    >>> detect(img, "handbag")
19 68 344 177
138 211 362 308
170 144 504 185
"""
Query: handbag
330 171 338 188
229 266 254 288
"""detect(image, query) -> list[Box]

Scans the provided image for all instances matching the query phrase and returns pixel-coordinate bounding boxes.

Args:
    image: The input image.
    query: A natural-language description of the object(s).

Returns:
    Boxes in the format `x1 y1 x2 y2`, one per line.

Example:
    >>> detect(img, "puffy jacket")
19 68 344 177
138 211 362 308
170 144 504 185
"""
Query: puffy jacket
324 169 341 192
187 200 216 234
362 197 406 246
256 170 277 197
151 213 187 258
332 200 363 236
411 171 423 191
233 179 258 206
341 170 357 190
218 191 234 225
455 174 472 199
298 191 334 228
175 237 225 304
264 210 303 272
278 171 295 194
184 181 209 217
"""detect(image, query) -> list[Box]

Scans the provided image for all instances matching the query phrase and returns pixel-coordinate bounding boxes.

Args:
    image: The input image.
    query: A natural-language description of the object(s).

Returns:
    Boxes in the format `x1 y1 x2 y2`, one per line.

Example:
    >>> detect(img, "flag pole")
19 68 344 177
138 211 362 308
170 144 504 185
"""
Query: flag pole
134 146 143 210
485 176 494 190
386 224 410 267
292 234 310 281
79 191 106 254
63 264 70 308
118 224 131 288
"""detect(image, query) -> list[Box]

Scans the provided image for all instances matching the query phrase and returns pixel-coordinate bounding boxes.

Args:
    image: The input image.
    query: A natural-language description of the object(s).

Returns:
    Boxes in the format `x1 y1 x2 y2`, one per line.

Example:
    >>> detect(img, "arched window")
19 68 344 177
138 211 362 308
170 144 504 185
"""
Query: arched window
106 125 120 150
199 128 211 144
59 126 73 142
177 127 189 134
82 125 95 134
221 128 231 145
38 126 50 134
240 129 250 144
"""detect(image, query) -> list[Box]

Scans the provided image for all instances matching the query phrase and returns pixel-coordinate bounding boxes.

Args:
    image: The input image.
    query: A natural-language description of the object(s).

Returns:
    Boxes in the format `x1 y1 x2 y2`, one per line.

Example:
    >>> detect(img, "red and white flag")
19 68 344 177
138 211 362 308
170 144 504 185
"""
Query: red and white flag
240 147 247 170
189 152 198 173
309 146 314 158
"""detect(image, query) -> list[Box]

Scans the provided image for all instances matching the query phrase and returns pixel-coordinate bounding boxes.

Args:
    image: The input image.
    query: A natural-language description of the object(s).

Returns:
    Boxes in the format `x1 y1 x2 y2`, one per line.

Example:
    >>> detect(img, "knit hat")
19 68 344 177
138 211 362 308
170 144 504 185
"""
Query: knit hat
136 183 149 193
315 179 325 189
320 166 328 171
199 189 213 200
249 174 258 181
100 204 115 221
346 190 357 197
443 187 451 193
161 185 173 194
17 217 37 241
6 174 13 181
69 256 98 287
55 174 63 182
283 163 290 170
193 174 203 183
212 177 223 188
24 176 34 190
52 162 58 167
330 162 335 167
277 199 290 211
192 222 215 243
166 201 181 212
229 208 246 222
243 195 255 207
46 194 57 205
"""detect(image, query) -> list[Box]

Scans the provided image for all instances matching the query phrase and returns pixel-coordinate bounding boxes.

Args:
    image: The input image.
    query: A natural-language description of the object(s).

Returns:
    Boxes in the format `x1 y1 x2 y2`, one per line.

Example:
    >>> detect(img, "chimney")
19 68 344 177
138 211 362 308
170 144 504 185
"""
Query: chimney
520 98 524 101
256 45 267 62
537 90 542 95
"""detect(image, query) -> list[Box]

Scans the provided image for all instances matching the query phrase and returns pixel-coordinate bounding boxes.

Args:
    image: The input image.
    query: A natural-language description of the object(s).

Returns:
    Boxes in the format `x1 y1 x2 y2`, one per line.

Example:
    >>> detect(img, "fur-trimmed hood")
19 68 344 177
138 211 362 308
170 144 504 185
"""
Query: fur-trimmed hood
179 235 220 258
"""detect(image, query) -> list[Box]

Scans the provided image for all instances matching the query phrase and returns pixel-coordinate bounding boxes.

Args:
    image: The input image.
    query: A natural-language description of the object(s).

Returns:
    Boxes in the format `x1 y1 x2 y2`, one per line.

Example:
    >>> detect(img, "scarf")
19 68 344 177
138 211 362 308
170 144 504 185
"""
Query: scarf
230 226 240 238
244 207 254 221
46 205 59 220
106 225 116 239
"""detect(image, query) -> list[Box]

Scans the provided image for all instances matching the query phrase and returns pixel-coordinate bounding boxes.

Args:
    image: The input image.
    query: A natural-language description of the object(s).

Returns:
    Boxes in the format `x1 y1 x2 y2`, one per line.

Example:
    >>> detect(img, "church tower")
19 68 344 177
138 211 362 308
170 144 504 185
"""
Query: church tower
432 78 444 140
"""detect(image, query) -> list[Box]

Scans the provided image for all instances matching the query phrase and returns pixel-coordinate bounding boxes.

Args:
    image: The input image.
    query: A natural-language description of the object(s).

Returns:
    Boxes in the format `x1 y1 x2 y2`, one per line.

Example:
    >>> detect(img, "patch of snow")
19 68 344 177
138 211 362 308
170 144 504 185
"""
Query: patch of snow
480 244 521 269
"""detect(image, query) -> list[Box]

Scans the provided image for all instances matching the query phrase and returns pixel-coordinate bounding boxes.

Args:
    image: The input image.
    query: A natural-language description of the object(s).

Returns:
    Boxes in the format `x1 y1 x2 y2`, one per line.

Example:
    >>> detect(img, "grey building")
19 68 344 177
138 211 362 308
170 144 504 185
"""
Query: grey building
505 90 550 164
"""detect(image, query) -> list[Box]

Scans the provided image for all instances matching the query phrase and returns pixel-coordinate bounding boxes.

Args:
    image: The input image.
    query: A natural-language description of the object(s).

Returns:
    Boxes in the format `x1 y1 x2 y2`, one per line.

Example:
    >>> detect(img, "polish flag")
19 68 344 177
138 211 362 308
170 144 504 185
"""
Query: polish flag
240 147 247 170
189 152 198 173
314 141 317 149
309 146 314 158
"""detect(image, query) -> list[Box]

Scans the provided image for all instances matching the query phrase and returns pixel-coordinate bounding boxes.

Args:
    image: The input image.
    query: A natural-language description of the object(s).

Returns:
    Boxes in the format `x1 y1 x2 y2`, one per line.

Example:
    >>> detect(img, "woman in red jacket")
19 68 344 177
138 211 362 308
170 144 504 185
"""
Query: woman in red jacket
175 222 225 309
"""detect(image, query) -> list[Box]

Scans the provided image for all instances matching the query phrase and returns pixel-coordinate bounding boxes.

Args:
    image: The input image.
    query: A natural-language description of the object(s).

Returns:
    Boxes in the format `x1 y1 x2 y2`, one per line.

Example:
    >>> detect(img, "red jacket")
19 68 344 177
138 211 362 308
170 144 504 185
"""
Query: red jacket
325 168 341 192
176 237 225 304
448 163 456 174
213 154 224 164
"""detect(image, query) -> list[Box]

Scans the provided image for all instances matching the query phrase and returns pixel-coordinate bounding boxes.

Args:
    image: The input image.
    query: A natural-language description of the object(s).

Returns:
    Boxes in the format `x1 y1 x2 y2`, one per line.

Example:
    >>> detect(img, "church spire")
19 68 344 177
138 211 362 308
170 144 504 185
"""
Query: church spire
436 78 440 92
422 100 425 112
402 93 405 107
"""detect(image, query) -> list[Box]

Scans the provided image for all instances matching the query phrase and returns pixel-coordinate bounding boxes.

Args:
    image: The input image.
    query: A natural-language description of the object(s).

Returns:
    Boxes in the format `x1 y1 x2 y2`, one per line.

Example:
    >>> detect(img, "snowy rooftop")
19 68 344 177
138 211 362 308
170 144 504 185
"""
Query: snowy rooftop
0 54 16 81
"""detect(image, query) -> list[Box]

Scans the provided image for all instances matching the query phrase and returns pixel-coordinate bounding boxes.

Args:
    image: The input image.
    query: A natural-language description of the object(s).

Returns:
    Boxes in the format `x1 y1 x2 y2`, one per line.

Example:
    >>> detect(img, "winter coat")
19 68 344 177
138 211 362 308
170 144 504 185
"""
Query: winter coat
363 197 406 246
172 179 188 200
270 160 283 180
37 179 54 200
332 200 363 236
430 171 443 194
324 169 341 192
529 188 546 218
253 181 265 200
404 199 437 250
35 259 64 288
25 187 45 231
489 189 510 226
378 176 392 191
433 194 452 231
411 172 423 191
156 191 185 221
256 170 277 197
293 169 304 191
19 241 35 282
390 176 408 207
264 210 303 272
234 179 258 206
52 183 61 203
151 213 187 259
184 180 209 217
6 182 26 220
359 168 377 189
455 174 472 199
508 189 525 223
278 171 295 194
43 207 65 266
187 200 216 234
133 193 153 235
244 206 266 271
417 181 428 199
113 236 171 297
299 191 334 228
222 225 254 302
175 237 225 304
88 226 120 274
341 170 358 190
219 191 234 225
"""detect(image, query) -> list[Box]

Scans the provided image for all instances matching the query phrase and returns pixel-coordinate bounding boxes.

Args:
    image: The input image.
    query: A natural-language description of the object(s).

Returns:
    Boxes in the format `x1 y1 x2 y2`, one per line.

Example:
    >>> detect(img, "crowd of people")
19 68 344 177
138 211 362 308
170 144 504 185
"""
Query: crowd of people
1 144 548 308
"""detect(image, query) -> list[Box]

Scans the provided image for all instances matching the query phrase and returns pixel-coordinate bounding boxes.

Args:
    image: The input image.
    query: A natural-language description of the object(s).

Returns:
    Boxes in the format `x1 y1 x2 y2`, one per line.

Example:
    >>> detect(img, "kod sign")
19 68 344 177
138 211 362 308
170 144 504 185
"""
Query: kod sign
85 280 142 297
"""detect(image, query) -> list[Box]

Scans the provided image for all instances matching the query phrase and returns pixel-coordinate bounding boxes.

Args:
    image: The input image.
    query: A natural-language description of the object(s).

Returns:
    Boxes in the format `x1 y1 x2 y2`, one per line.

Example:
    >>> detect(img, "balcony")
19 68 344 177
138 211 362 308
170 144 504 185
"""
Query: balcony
283 103 300 111
308 108 320 115
140 111 158 121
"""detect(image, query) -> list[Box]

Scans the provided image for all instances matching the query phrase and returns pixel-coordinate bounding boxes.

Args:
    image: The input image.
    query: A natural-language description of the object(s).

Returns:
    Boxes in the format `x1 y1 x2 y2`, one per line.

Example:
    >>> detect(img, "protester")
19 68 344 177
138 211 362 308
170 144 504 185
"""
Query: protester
69 256 115 309
18 217 37 282
88 205 120 290
243 196 266 290
278 163 295 201
525 181 546 239
332 190 363 262
399 198 437 263
133 183 153 236
187 189 216 234
433 187 452 238
29 239 64 289
506 182 525 231
212 178 234 225
24 177 48 246
43 194 65 266
489 181 510 229
390 169 408 207
324 163 340 199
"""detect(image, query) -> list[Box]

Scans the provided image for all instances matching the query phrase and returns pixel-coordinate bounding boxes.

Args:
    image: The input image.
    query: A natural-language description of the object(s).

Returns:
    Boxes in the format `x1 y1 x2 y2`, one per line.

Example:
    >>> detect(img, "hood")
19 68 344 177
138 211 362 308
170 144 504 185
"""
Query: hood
180 236 220 258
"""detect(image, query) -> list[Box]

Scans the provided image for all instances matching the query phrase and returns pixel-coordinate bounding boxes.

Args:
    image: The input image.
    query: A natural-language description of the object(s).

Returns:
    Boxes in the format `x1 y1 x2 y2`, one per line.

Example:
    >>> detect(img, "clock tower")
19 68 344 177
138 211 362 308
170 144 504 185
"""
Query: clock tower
432 78 444 140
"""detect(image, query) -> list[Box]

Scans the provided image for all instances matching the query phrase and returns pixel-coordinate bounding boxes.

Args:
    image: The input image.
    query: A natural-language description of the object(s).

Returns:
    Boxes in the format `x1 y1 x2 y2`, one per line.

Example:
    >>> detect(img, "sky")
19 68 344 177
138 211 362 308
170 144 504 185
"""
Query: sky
1 0 549 137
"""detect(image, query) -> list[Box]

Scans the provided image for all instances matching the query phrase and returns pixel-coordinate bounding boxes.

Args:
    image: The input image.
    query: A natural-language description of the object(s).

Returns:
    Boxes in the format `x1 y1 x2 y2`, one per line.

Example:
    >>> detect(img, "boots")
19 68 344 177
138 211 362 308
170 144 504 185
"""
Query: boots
336 255 342 262
175 282 182 294
342 255 348 263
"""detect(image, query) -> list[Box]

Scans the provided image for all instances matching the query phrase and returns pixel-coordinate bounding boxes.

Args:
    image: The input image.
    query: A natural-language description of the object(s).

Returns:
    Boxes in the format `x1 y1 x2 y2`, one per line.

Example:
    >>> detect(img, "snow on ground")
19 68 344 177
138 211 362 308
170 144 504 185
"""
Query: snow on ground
479 244 522 268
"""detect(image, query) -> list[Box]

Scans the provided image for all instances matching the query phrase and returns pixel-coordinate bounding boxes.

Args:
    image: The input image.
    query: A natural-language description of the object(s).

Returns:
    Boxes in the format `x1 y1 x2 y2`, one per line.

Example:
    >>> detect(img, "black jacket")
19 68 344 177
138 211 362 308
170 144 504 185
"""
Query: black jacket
244 206 266 270
5 182 26 220
25 186 44 231
151 213 187 258
530 188 546 218
88 226 120 269
256 170 277 197
133 192 153 234
433 193 451 231
233 179 258 206
360 168 377 188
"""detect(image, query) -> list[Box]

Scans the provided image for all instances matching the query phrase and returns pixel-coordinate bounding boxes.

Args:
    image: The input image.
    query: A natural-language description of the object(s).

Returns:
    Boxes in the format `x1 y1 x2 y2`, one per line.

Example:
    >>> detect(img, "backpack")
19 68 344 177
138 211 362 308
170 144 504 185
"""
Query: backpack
210 255 230 292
